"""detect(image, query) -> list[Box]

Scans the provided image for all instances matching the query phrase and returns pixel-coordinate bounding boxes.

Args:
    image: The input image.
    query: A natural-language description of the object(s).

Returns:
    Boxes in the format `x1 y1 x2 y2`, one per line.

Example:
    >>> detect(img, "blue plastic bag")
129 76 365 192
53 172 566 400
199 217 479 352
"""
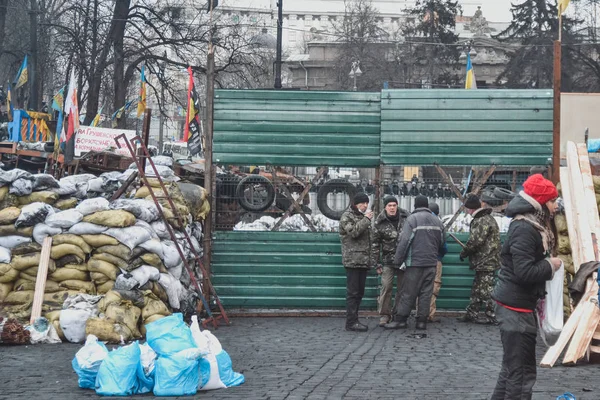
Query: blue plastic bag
72 335 109 389
145 313 196 356
95 342 144 396
216 350 245 387
153 348 203 396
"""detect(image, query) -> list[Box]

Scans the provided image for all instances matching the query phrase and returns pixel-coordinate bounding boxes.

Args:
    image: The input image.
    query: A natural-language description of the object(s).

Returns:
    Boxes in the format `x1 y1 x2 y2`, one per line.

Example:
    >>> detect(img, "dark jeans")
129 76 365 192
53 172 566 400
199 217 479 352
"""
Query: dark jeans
394 266 436 321
345 268 368 327
491 304 538 400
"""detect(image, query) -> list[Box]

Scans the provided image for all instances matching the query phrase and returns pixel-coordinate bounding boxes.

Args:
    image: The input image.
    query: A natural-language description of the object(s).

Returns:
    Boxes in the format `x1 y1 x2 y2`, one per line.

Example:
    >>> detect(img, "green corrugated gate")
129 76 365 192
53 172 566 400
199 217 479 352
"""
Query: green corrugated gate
212 232 474 310
214 90 381 167
380 89 553 165
211 89 552 310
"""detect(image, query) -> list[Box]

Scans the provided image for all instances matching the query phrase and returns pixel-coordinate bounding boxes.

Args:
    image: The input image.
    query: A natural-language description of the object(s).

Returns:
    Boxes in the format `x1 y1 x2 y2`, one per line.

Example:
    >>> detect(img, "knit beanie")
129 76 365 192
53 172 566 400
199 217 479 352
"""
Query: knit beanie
523 173 558 206
414 195 428 209
464 194 481 210
383 195 398 207
429 202 440 216
353 192 370 205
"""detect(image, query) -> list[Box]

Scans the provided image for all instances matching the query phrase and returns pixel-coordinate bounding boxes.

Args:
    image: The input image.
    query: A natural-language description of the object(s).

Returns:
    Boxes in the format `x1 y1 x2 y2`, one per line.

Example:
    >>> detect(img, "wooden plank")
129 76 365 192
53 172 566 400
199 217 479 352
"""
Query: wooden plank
560 167 585 274
590 345 600 354
565 142 596 270
540 288 593 367
562 298 600 365
576 143 600 256
30 237 53 324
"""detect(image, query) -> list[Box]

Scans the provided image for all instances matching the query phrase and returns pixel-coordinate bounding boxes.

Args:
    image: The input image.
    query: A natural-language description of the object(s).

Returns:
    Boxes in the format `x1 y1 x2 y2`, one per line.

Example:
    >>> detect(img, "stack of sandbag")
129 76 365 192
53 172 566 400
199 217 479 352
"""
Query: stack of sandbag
554 212 574 319
134 180 191 229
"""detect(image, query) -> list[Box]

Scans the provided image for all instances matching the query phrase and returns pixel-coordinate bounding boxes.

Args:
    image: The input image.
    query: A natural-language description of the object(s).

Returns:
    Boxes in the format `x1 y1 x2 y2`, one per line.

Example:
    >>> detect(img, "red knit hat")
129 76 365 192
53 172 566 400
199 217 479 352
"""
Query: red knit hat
523 174 558 206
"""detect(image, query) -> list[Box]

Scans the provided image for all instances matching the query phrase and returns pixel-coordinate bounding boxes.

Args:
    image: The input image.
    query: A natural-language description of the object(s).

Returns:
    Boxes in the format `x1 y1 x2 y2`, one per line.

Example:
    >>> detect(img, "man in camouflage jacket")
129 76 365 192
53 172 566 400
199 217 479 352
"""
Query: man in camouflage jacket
459 194 501 324
339 192 373 332
370 195 409 326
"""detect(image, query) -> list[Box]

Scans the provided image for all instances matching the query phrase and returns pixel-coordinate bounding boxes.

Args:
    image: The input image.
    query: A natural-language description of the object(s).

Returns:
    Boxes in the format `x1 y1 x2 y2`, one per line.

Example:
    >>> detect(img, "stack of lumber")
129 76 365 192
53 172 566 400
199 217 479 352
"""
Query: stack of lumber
540 141 600 367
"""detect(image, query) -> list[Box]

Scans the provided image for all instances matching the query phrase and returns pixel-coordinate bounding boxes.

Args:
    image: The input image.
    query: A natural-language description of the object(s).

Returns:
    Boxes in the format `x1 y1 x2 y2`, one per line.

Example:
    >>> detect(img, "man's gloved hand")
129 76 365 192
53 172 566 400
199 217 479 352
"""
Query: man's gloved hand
459 252 466 262
376 266 383 275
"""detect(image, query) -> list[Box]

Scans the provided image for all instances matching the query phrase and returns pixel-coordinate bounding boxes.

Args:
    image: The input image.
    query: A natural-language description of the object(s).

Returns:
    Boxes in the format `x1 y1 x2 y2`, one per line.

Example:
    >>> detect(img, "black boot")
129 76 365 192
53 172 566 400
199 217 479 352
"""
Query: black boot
346 322 368 332
385 317 408 330
416 317 427 330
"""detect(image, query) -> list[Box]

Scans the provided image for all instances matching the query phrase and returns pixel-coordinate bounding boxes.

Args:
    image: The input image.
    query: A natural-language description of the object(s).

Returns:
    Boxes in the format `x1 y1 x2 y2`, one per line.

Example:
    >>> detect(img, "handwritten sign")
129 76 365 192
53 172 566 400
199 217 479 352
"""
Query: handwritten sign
74 126 136 156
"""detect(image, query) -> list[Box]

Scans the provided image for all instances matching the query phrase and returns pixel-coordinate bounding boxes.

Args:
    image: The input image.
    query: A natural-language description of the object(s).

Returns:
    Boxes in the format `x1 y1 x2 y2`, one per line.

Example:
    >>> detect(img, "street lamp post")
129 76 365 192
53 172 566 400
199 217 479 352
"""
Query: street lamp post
348 61 363 92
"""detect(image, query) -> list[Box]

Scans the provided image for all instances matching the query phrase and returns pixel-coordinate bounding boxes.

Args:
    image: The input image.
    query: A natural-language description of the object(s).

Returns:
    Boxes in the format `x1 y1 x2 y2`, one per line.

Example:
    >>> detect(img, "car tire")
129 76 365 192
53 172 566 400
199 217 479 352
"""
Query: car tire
493 187 516 200
317 179 358 221
236 175 275 212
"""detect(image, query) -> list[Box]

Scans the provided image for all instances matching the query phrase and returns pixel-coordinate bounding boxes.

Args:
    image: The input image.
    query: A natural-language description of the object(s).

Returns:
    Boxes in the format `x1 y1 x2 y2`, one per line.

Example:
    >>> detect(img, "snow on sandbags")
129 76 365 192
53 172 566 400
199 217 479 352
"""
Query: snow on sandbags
45 209 83 229
110 199 160 223
9 177 33 196
76 198 110 216
1 235 32 249
60 294 102 343
0 168 31 185
129 266 160 287
138 239 164 258
104 226 152 250
15 202 54 228
32 174 60 191
69 222 109 235
0 247 11 264
157 273 185 309
33 224 62 245
150 221 170 240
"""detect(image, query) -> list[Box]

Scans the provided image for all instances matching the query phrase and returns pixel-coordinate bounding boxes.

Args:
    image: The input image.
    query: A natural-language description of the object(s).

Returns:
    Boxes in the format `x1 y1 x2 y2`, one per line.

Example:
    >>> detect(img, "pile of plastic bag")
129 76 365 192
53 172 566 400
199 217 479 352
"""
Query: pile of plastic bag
72 313 244 397
0 166 210 344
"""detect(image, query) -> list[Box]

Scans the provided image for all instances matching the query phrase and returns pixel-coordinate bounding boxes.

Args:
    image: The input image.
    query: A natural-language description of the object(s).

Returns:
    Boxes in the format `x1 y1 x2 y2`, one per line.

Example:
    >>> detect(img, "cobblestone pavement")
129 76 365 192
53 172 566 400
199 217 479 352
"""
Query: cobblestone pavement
0 316 597 400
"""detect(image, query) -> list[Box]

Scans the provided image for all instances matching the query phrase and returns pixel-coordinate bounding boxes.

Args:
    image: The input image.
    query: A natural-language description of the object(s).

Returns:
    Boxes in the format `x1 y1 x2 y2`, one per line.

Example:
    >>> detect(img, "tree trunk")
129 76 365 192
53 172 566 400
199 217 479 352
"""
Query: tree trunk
112 0 129 128
83 0 130 125
0 0 7 57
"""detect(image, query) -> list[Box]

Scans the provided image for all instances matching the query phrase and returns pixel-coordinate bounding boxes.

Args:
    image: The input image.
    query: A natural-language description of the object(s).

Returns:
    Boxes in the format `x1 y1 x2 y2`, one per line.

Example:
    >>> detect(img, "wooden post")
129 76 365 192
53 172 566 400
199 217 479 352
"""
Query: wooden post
203 50 215 299
30 237 52 324
552 40 561 184
140 108 152 172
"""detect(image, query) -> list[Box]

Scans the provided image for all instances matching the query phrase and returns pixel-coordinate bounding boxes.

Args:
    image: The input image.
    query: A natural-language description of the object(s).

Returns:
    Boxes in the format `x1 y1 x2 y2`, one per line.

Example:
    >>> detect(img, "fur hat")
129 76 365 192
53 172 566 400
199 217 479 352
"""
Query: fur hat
464 194 481 210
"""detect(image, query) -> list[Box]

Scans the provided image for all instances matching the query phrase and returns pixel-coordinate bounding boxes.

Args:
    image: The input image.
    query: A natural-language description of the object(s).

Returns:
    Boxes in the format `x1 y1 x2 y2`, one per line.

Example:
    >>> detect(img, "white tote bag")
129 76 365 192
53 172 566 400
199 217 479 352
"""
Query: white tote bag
537 262 564 346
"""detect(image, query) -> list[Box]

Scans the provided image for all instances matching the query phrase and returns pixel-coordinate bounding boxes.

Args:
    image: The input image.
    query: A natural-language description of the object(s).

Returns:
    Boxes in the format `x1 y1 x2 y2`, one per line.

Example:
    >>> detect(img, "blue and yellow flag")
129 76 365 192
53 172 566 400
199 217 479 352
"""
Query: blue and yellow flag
92 105 104 127
137 65 146 118
14 55 28 89
465 53 477 90
111 100 133 128
6 84 13 122
51 88 65 112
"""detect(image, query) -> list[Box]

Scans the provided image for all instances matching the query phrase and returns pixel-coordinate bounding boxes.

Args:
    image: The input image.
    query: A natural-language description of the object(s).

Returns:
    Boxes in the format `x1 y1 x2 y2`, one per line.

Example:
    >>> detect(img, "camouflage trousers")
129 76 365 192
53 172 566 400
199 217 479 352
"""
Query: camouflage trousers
465 270 496 320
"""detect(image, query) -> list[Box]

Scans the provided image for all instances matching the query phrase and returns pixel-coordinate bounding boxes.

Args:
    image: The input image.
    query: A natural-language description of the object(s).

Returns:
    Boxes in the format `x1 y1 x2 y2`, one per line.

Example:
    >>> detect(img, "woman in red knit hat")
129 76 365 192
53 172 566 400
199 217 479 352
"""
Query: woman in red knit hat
491 174 562 400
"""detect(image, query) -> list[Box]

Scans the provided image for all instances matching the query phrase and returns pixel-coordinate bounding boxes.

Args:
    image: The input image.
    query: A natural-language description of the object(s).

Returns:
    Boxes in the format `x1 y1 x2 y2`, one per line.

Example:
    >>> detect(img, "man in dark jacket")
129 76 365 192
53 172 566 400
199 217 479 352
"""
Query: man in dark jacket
385 195 445 330
371 195 409 326
339 192 373 332
458 194 501 324
491 174 562 400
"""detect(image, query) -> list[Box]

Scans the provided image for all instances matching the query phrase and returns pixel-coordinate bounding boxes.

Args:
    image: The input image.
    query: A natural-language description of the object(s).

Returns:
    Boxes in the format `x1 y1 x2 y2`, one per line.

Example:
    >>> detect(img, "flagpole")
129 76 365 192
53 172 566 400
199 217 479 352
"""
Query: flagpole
552 7 562 184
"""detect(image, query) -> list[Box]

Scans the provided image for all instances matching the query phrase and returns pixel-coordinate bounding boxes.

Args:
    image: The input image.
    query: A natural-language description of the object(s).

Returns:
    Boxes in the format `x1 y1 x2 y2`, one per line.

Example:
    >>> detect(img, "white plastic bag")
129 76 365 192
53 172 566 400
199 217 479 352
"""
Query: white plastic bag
537 262 564 346
45 209 83 229
76 198 110 216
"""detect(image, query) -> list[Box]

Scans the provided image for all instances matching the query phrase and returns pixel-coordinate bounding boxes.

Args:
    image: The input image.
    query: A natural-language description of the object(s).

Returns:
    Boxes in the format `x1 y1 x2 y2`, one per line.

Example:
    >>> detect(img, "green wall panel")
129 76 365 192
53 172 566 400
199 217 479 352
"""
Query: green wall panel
213 90 381 167
212 231 483 310
380 89 553 166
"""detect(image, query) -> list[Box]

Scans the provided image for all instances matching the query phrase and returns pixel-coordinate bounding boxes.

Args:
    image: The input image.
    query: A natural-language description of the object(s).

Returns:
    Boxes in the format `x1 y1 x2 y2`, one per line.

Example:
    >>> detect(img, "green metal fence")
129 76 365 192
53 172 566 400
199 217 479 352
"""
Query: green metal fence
211 231 476 310
380 89 553 166
214 90 381 167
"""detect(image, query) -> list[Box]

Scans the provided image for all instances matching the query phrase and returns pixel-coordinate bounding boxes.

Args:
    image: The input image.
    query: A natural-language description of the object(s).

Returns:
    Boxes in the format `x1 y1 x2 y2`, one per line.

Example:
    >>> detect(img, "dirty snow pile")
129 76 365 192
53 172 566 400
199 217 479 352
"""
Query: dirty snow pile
234 214 339 232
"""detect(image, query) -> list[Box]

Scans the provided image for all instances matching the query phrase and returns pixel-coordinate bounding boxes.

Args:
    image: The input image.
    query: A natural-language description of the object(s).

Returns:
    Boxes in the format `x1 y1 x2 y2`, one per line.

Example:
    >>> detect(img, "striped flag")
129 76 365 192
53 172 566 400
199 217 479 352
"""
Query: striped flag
91 105 104 127
136 65 146 118
63 70 79 143
14 56 28 89
465 53 477 90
